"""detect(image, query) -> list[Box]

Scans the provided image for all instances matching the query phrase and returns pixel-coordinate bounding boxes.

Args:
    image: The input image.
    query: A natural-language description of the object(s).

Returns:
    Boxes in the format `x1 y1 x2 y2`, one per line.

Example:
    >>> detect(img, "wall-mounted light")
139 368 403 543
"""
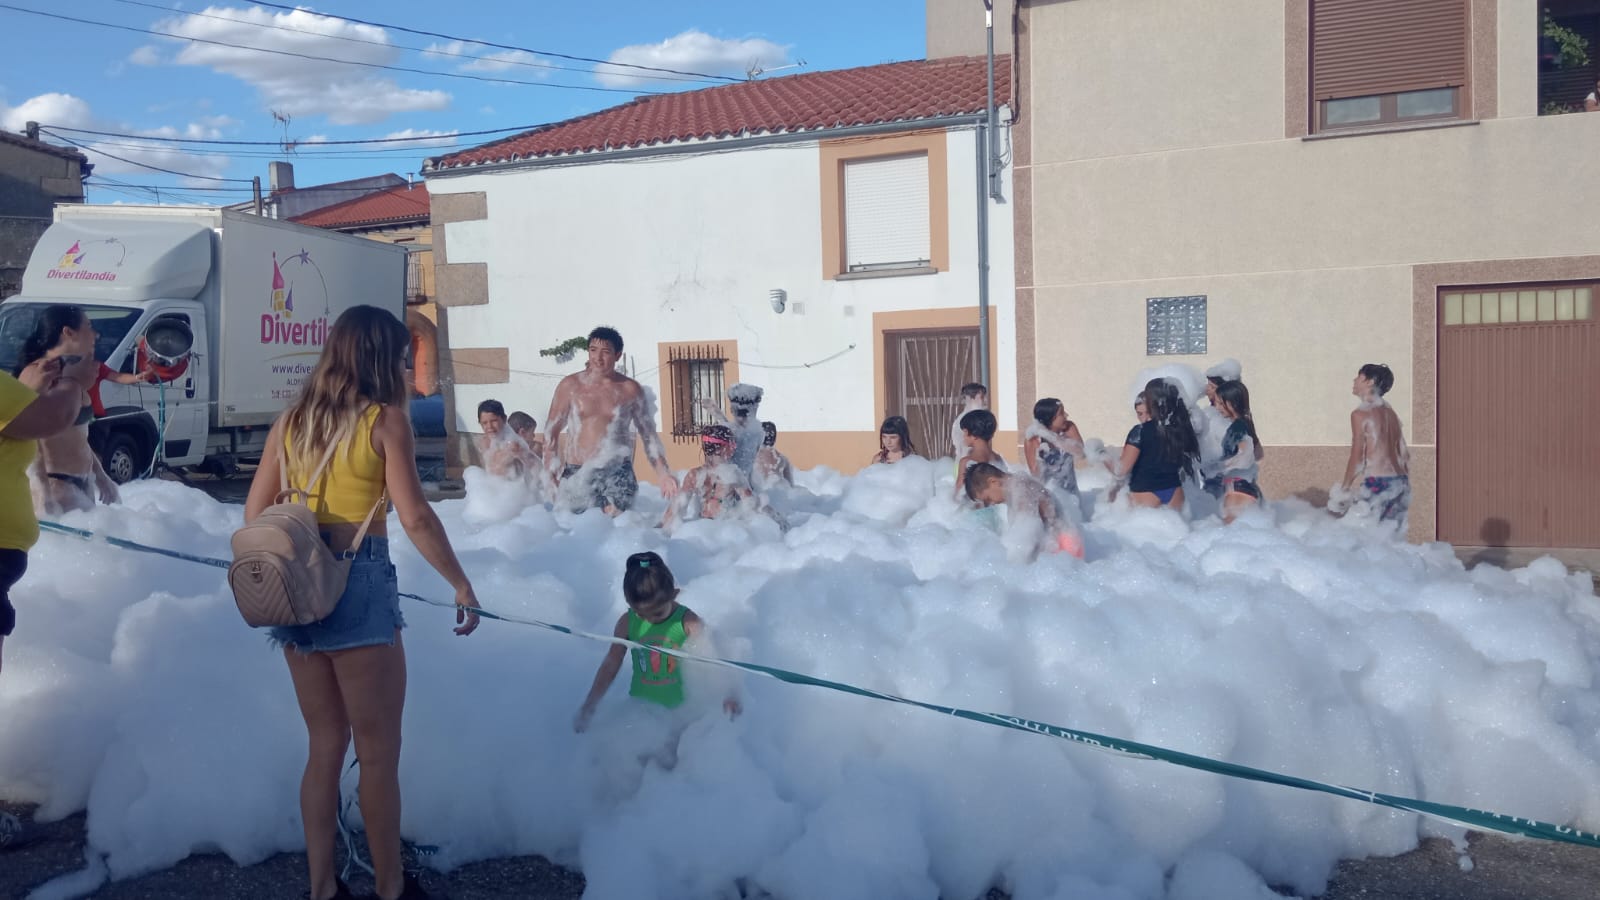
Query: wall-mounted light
769 288 787 314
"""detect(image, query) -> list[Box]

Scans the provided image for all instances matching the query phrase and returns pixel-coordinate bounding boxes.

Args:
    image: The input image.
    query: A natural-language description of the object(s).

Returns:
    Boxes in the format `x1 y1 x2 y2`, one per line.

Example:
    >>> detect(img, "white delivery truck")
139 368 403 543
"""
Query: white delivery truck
0 205 407 481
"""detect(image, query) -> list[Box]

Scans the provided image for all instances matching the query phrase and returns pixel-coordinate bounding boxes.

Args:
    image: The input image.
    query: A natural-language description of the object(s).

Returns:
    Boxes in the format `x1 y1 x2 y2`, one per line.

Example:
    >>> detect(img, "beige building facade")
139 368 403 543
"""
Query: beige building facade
931 0 1600 551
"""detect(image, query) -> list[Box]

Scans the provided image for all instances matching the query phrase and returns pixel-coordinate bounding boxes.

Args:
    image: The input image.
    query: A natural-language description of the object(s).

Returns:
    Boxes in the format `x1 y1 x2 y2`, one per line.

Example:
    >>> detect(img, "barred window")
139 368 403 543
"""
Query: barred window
666 343 729 440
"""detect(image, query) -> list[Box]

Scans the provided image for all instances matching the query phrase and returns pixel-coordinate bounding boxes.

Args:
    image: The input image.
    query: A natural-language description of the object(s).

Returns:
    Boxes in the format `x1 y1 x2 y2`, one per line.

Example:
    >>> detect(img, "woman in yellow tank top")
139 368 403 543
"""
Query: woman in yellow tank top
245 305 480 900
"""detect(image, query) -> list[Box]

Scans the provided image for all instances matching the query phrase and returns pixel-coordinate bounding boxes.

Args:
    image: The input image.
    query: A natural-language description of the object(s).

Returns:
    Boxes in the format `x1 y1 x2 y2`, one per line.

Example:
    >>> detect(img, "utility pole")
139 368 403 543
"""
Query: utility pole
252 176 264 215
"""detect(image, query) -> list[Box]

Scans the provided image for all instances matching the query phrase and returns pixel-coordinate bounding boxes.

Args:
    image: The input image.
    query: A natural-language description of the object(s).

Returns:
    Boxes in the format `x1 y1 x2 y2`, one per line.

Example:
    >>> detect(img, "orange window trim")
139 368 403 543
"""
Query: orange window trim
656 339 742 444
818 129 950 280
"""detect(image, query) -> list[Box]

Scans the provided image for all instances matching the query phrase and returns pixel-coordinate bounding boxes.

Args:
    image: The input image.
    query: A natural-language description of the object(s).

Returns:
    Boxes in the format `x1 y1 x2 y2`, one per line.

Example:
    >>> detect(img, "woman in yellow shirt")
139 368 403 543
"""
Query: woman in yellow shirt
0 352 99 678
244 305 480 900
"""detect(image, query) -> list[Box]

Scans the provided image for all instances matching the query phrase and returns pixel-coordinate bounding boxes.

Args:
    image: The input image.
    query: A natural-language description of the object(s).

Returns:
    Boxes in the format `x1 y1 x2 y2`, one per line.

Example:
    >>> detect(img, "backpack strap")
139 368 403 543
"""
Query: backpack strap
275 413 358 506
338 489 387 561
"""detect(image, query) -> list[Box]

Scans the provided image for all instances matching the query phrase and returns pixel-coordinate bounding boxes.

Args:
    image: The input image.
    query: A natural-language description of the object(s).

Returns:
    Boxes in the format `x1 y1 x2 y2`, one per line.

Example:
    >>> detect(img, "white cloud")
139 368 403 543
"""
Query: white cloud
0 93 234 186
595 30 789 87
155 7 450 126
381 128 459 149
129 45 163 66
420 41 546 75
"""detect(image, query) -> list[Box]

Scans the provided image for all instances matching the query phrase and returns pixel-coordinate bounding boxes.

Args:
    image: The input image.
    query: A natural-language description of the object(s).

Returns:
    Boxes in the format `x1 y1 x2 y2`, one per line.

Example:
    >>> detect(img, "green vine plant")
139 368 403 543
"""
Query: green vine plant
538 336 588 361
1544 8 1591 69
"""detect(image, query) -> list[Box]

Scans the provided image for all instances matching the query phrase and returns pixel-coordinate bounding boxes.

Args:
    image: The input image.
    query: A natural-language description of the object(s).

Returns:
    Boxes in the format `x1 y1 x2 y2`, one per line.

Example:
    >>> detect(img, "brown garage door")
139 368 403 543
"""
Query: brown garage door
1438 285 1598 548
883 327 980 459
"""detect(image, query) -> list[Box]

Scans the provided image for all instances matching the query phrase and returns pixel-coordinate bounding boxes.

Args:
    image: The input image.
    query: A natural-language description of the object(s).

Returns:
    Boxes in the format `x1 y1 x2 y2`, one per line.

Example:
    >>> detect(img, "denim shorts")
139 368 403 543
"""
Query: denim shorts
268 536 406 653
0 548 26 637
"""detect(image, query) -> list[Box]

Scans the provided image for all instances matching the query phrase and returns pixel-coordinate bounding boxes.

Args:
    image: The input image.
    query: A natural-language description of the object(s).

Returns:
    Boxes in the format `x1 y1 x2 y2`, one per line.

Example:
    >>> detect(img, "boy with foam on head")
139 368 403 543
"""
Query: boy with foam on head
724 383 766 477
965 461 1085 560
954 407 1007 500
950 382 989 459
1335 363 1411 526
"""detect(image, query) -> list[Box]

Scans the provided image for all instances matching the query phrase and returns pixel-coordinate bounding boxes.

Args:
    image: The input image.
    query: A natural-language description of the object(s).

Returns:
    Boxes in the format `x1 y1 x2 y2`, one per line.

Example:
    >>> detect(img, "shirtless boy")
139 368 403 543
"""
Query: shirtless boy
1339 363 1410 525
543 327 677 514
954 408 1007 501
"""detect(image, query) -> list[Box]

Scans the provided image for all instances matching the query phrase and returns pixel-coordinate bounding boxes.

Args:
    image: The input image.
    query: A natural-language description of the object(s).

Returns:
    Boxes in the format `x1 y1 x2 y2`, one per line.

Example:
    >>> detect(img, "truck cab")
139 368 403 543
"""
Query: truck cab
0 206 405 482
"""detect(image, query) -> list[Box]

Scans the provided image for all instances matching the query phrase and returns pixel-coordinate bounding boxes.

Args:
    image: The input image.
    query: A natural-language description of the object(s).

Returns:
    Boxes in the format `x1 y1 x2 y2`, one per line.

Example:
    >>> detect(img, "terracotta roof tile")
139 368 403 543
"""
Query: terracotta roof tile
430 55 1010 171
291 183 429 230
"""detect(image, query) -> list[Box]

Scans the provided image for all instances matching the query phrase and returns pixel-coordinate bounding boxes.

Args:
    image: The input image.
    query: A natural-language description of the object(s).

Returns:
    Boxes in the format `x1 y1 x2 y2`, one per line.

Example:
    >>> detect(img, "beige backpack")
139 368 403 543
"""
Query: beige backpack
229 416 384 628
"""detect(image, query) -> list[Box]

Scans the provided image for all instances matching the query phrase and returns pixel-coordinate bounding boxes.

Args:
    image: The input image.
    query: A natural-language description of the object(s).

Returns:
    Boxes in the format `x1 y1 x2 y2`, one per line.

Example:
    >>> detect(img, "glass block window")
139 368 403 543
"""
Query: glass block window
1146 295 1208 355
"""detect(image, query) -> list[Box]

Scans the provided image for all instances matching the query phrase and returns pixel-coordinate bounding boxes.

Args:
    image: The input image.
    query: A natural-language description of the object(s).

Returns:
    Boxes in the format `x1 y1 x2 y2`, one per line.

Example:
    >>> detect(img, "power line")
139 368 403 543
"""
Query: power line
39 123 547 147
45 130 254 182
63 136 471 158
0 4 671 95
243 0 743 83
104 0 723 86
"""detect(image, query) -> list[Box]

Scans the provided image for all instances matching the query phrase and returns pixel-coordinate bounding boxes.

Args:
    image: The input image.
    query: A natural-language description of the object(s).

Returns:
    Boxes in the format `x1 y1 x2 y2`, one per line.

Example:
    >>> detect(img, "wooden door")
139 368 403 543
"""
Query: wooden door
883 328 980 459
1438 286 1599 548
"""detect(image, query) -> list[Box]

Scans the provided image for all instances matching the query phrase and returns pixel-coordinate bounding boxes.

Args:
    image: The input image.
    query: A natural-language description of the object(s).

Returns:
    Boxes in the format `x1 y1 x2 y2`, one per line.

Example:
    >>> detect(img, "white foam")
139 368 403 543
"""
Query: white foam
2 469 1597 900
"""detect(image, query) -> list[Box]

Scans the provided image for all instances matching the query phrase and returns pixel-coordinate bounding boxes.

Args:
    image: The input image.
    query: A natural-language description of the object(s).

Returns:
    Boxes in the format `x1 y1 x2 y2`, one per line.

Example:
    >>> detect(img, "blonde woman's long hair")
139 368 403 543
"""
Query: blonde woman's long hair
282 304 411 474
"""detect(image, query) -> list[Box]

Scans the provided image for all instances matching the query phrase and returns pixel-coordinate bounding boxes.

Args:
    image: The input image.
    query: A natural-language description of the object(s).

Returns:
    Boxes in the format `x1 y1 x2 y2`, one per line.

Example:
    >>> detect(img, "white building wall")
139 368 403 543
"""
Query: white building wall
431 126 1015 450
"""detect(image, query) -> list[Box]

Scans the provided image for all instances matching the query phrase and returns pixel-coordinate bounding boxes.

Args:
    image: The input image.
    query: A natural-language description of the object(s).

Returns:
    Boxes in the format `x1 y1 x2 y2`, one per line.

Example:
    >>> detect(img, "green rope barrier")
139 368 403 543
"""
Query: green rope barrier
35 520 1600 851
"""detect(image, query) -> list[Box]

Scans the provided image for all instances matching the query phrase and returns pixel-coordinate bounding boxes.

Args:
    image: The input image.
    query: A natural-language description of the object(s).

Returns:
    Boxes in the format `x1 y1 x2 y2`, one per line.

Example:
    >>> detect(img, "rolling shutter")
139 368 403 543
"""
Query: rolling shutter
1312 0 1467 100
843 153 931 271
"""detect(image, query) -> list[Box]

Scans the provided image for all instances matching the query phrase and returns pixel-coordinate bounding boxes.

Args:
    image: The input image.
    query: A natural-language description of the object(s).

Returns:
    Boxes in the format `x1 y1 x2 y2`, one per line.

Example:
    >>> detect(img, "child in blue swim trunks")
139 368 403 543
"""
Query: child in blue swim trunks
1338 363 1410 526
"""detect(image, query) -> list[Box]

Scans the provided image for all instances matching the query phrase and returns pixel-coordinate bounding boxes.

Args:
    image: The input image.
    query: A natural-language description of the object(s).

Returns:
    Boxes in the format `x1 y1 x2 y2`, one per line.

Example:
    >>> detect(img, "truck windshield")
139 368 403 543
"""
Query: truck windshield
0 303 144 374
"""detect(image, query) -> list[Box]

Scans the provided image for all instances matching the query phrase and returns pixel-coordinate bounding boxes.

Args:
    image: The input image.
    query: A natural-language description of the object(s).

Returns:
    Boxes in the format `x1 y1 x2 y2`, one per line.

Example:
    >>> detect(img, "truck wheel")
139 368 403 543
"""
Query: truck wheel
102 432 143 484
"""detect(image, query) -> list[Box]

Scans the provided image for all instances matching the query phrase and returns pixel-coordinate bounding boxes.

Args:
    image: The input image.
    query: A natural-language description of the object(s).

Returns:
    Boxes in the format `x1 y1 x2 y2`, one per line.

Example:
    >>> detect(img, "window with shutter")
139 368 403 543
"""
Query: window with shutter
843 153 931 272
1311 0 1468 132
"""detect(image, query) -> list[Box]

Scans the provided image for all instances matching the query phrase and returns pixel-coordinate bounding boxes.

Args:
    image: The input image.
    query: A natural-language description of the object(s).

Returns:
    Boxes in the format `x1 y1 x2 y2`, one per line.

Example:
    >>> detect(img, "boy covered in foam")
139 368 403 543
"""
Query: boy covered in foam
475 399 529 480
964 461 1085 560
660 425 759 527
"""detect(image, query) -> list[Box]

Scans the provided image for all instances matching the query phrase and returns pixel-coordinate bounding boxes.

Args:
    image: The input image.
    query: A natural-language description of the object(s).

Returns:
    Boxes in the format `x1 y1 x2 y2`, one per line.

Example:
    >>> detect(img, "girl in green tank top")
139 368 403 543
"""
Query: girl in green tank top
574 552 742 732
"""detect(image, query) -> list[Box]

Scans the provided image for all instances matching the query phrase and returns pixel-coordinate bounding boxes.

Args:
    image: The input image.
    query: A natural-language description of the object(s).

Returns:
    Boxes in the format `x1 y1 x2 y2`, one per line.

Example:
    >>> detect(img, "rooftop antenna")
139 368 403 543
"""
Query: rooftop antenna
747 58 806 79
271 110 297 154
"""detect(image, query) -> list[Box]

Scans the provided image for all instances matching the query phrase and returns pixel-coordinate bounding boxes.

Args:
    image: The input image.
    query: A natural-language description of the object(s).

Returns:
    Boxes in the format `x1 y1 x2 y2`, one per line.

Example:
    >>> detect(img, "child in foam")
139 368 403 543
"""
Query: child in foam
949 382 988 459
871 415 915 465
1111 379 1201 509
964 461 1085 559
1198 359 1242 502
754 421 794 488
1335 363 1410 527
474 399 528 481
574 551 740 732
1025 398 1085 501
1214 380 1266 524
660 425 758 527
954 408 1008 501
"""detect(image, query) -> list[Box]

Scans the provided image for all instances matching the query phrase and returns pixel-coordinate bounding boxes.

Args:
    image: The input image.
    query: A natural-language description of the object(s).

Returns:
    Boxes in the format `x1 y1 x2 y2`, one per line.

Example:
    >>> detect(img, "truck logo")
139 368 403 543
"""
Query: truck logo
46 238 125 282
261 249 330 347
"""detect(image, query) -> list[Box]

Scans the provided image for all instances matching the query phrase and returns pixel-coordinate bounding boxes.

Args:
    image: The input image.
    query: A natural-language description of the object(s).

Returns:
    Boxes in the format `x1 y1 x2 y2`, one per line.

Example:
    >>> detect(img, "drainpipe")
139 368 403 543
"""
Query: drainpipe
976 1 998 395
983 1 1003 201
976 124 992 395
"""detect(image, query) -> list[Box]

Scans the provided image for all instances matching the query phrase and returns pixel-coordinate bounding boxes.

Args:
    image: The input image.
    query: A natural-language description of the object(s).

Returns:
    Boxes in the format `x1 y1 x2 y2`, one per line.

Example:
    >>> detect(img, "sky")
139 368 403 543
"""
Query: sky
0 1 928 206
